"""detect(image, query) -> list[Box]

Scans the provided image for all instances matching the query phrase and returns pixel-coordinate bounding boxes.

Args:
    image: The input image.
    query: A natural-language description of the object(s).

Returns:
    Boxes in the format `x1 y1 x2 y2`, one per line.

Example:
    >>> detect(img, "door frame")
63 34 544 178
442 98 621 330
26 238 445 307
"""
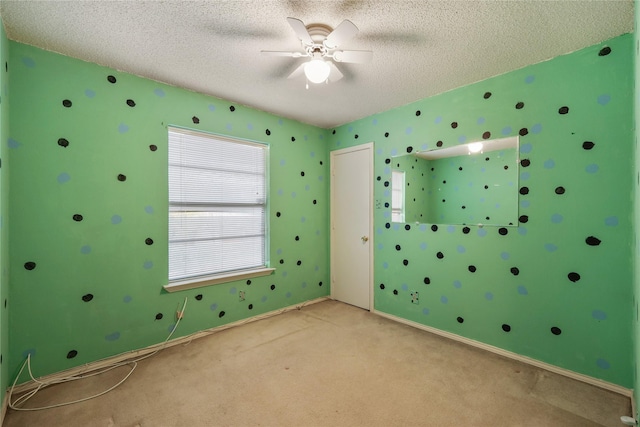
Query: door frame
329 142 374 310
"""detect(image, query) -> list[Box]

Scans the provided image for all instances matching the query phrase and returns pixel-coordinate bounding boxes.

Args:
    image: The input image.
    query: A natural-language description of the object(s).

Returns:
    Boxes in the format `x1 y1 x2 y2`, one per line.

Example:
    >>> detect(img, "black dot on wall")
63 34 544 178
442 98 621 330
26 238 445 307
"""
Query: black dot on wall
451 122 458 129
229 106 236 112
457 317 464 323
117 174 127 182
568 272 581 282
380 284 385 290
468 265 477 273
107 75 117 83
406 146 413 153
502 324 511 332
583 141 595 150
145 238 154 245
66 350 78 359
599 46 611 56
551 326 562 335
192 116 200 124
279 259 284 264
431 225 438 232
515 102 524 109
265 129 271 136
58 138 70 148
219 311 226 318
291 137 295 142
436 252 444 259
276 212 281 217
521 159 530 167
248 304 253 310
195 294 203 301
482 131 491 139
297 260 302 266
510 267 520 276
436 141 443 147
585 236 601 246
24 262 36 271
354 134 359 139
405 224 411 231
385 158 391 164
558 106 569 115
155 313 163 320
385 223 391 229
377 176 381 181
415 110 421 116
72 214 83 222
318 282 323 287
62 99 72 108
403 259 409 266
423 277 430 285
332 130 336 135
300 171 305 177
126 99 136 107
504 165 509 170
395 245 401 251
246 280 251 285
484 185 489 189
82 294 94 302
483 92 492 99
519 128 528 136
462 227 470 234
498 228 508 236
312 200 317 205
295 236 300 241
270 284 276 290
393 290 398 295
519 187 529 195
555 186 565 195
519 215 528 223
149 145 158 151
384 181 390 187
384 132 389 137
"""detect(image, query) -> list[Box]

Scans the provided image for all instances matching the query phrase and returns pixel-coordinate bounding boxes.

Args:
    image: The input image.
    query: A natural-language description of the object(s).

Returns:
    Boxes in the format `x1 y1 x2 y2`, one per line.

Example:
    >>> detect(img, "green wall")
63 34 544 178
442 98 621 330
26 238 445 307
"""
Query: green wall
0 17 9 416
7 42 330 379
331 33 634 387
634 0 640 416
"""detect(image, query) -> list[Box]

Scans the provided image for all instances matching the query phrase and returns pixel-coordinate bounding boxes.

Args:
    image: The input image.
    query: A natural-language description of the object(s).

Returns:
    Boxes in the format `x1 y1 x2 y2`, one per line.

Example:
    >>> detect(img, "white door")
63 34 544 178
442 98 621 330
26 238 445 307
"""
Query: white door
330 143 373 310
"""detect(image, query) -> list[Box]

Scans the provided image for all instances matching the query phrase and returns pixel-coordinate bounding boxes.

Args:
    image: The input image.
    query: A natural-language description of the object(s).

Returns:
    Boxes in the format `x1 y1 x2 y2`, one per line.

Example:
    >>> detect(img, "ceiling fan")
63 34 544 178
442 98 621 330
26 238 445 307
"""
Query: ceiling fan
261 17 373 86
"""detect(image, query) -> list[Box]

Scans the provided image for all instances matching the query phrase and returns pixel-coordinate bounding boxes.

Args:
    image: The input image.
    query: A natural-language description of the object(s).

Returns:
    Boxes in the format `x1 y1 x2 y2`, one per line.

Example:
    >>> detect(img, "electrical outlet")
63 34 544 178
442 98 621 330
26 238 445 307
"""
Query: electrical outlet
239 291 245 302
411 291 419 304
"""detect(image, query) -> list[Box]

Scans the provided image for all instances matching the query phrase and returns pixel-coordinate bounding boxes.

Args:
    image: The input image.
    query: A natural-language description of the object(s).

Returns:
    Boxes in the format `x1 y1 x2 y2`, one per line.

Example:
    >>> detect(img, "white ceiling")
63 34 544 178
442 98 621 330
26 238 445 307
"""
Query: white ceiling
0 1 634 129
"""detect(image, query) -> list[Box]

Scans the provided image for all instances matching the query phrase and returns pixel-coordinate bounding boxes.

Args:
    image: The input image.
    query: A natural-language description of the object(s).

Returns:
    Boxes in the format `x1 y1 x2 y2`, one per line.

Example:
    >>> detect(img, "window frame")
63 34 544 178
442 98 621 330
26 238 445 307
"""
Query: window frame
164 126 274 293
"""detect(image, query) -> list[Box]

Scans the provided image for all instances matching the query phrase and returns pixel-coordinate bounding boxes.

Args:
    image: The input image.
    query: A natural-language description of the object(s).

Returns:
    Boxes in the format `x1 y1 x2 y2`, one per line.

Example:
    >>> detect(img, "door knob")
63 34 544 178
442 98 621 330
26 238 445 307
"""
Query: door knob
361 236 369 242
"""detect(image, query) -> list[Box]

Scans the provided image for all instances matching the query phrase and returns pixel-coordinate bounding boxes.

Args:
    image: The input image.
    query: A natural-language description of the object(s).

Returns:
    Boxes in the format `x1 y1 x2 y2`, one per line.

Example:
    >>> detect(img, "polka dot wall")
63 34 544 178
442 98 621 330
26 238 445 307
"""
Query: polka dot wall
331 34 633 387
7 42 329 379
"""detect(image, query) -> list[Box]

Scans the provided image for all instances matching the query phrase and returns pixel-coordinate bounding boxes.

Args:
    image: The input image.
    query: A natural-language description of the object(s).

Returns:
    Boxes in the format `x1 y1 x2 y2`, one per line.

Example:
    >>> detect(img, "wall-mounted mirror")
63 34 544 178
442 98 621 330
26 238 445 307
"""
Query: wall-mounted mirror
391 136 519 226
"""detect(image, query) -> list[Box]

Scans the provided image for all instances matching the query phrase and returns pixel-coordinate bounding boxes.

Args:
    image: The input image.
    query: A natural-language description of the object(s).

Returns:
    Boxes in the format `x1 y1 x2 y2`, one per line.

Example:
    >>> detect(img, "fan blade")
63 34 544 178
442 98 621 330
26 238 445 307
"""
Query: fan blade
287 17 313 45
261 50 305 58
328 62 344 82
332 50 372 63
287 62 306 80
325 19 358 49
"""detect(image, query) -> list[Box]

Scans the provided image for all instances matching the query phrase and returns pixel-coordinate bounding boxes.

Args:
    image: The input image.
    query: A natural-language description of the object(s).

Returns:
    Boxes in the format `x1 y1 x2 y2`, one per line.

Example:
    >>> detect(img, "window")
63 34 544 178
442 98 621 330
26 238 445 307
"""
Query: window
391 170 405 223
166 127 273 291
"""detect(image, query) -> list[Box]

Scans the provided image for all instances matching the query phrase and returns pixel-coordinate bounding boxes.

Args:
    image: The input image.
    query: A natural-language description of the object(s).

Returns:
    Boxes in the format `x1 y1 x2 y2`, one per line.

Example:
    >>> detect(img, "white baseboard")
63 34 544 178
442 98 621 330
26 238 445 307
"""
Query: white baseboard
8 297 329 397
372 308 633 398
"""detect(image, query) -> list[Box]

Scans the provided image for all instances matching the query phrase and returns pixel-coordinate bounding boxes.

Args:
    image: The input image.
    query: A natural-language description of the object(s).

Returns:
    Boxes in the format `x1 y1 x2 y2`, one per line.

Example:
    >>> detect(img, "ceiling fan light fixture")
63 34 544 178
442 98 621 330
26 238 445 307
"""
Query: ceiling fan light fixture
304 59 331 84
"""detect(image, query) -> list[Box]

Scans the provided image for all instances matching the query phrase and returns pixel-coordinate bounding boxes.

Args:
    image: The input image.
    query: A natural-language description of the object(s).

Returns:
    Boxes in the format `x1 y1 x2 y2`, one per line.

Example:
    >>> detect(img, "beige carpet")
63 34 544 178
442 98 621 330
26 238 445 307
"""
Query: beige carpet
3 300 632 427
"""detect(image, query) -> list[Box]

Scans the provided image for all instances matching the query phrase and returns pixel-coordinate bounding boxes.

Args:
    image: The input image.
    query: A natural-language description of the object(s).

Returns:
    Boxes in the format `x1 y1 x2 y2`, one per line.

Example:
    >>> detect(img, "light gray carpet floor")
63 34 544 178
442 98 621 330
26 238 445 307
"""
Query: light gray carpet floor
3 300 632 426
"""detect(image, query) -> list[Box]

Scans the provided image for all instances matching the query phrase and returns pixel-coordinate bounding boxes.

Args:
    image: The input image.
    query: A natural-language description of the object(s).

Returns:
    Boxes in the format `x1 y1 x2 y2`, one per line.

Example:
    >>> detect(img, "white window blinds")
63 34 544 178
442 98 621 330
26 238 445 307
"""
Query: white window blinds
168 127 267 282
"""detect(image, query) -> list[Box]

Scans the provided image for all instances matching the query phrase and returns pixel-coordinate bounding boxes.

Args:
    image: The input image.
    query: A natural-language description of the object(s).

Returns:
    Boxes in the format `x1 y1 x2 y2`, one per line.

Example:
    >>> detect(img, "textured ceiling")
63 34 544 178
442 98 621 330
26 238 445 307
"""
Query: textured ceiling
0 0 634 129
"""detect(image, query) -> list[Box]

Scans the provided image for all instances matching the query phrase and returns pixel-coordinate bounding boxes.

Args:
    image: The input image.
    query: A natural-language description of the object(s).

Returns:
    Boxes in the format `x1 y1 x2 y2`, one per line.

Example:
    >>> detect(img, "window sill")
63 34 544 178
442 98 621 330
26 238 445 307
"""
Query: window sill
164 268 276 293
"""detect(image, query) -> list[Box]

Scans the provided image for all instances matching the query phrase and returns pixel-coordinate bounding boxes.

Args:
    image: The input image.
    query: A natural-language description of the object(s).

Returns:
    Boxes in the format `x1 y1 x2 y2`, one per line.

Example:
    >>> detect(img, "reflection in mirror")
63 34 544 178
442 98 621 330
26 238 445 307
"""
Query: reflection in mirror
391 136 519 226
